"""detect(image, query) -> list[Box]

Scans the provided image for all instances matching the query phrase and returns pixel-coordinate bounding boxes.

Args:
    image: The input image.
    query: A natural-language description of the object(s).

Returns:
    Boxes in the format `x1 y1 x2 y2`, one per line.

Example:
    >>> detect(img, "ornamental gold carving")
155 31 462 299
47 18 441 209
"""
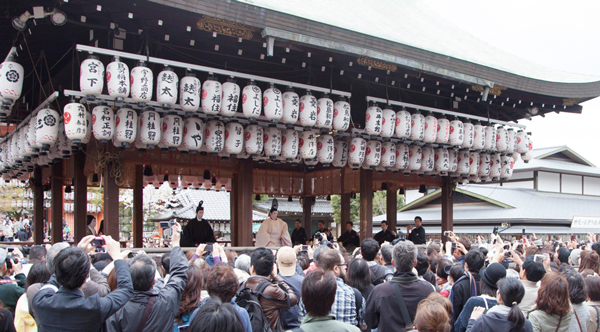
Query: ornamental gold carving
562 98 584 106
471 84 507 96
356 57 397 72
196 15 257 40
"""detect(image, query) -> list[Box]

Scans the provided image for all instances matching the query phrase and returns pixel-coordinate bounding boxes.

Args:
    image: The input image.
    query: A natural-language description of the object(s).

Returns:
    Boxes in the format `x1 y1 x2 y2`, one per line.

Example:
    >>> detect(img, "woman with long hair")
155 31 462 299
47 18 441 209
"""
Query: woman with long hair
174 265 204 331
345 258 374 301
563 270 589 332
528 273 572 332
585 275 600 332
580 251 600 275
414 292 453 332
466 277 533 332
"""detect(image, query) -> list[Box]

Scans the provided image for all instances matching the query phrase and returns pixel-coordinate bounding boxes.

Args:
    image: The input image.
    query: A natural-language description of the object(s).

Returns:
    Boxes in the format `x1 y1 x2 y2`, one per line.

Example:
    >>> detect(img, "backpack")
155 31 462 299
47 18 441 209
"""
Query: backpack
235 280 275 332
370 264 393 285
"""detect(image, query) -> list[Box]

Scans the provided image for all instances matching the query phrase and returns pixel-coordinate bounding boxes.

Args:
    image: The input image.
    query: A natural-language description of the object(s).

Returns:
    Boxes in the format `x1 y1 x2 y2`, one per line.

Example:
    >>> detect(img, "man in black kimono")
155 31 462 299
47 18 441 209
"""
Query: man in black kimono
373 220 397 245
181 201 216 247
406 216 426 244
338 221 360 252
291 219 308 245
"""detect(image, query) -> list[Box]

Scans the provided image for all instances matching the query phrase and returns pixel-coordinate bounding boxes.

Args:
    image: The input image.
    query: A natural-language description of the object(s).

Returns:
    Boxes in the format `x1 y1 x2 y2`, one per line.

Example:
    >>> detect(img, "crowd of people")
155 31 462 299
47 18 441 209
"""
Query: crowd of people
0 203 598 332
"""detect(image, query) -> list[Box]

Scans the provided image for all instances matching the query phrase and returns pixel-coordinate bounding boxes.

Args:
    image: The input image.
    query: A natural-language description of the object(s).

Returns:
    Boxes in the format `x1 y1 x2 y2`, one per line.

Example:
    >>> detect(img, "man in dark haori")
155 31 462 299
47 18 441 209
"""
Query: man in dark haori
181 201 216 247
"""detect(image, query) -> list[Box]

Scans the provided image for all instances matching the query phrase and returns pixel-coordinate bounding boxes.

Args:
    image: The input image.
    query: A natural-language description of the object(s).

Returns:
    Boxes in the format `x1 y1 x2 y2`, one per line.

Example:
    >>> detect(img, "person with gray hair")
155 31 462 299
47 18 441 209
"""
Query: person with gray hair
365 240 435 332
106 222 189 332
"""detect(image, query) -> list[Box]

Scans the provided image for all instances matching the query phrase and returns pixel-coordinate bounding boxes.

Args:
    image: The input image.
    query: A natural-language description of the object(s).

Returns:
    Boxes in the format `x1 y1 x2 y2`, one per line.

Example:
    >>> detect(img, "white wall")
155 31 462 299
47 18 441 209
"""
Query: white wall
562 174 583 194
537 172 560 192
501 180 534 189
405 189 424 204
584 176 600 196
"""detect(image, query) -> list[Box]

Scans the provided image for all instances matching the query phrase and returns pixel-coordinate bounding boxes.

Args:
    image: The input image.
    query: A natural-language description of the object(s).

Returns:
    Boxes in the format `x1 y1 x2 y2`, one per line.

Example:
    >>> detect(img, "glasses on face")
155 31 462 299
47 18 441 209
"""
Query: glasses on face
337 263 348 268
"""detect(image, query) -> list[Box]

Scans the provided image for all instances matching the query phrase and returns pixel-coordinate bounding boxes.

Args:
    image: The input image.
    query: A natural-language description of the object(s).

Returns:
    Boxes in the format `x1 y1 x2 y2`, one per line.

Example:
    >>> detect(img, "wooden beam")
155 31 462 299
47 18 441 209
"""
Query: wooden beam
51 161 63 243
386 184 397 232
359 169 373 240
232 159 253 246
441 176 454 242
33 166 44 244
133 165 143 248
103 147 120 240
73 151 88 243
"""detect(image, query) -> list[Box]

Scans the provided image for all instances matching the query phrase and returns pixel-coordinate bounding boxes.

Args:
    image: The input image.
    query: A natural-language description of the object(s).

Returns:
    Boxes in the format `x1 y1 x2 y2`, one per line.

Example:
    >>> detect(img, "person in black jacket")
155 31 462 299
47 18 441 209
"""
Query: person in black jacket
291 219 308 245
450 250 485 323
406 216 426 244
373 221 397 245
181 201 216 247
338 222 360 252
312 220 333 242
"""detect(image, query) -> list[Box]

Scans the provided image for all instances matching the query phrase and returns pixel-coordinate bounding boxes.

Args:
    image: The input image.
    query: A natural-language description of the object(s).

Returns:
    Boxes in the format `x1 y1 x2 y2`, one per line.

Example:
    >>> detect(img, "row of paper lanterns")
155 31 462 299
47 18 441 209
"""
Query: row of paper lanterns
80 55 353 131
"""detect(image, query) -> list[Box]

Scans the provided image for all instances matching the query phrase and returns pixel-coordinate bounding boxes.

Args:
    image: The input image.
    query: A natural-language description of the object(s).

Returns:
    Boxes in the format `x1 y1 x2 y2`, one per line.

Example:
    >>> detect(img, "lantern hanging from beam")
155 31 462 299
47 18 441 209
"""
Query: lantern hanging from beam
472 123 485 150
394 143 409 171
507 128 517 154
179 70 201 113
395 108 411 139
461 121 474 149
468 152 480 176
92 104 114 143
317 134 334 164
516 130 528 153
484 125 496 151
434 148 450 174
478 152 491 180
282 88 299 125
420 146 434 173
80 110 92 146
456 149 470 176
316 94 334 129
244 124 263 156
364 140 382 168
242 80 261 119
348 137 367 169
381 108 396 138
27 117 39 156
299 91 317 127
423 113 438 143
448 149 458 174
114 107 137 148
220 78 240 117
333 97 351 132
36 107 60 151
79 54 104 98
201 75 221 115
263 127 282 158
501 155 514 180
408 145 422 172
410 111 425 142
365 104 382 135
63 100 87 145
490 153 502 180
224 122 244 155
156 66 178 109
435 117 450 144
263 83 283 122
139 108 161 148
495 126 509 152
332 139 348 168
380 141 396 168
106 56 129 102
204 120 225 153
299 130 317 159
130 61 153 105
281 129 299 161
448 118 463 147
181 117 204 153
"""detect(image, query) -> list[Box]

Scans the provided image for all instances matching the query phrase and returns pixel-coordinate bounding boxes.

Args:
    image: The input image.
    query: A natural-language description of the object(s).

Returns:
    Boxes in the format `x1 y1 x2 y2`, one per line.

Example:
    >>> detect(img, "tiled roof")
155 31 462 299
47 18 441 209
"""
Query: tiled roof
254 198 333 214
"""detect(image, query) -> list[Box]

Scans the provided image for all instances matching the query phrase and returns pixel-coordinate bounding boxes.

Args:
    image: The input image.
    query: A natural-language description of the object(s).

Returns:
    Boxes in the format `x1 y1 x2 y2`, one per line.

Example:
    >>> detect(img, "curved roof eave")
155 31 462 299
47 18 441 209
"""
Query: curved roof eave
150 0 600 99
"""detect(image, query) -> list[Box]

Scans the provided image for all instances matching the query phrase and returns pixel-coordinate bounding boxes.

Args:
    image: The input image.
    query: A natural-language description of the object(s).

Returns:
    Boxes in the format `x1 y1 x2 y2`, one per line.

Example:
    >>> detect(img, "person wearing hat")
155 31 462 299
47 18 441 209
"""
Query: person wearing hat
181 201 216 247
277 247 304 330
255 199 292 247
0 247 25 317
454 262 506 332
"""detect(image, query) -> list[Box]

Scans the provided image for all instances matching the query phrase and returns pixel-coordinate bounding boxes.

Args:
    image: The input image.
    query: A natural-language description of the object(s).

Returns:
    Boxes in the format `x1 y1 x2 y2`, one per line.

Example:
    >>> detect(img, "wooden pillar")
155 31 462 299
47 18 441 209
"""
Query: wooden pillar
441 176 454 242
359 169 373 240
386 184 397 232
103 150 120 240
73 151 88 243
50 161 64 243
340 168 351 226
302 196 314 237
133 165 143 248
232 159 253 246
33 166 44 244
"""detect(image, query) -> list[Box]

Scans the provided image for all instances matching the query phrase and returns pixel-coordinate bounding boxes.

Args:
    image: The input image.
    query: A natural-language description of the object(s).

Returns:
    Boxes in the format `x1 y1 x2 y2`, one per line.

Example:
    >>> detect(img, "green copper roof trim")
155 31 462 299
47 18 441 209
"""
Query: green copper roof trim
535 146 596 168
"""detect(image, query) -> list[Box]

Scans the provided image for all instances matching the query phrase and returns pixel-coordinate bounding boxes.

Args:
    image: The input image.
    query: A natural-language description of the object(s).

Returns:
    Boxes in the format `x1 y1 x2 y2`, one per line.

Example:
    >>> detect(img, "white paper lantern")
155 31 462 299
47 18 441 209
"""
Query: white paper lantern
317 134 334 164
381 108 396 138
365 104 382 135
80 110 92 145
179 71 201 112
364 140 382 168
448 149 458 174
461 122 474 149
91 105 114 143
468 152 480 176
423 113 438 143
490 153 502 180
316 95 334 129
434 148 450 174
281 88 300 125
507 128 517 154
516 130 528 153
114 107 137 148
420 146 434 173
501 155 514 180
348 137 367 168
79 55 104 98
495 126 509 152
299 131 317 159
0 57 24 107
21 124 33 160
138 109 161 148
106 56 129 101
155 66 178 108
12 130 23 164
410 112 425 141
472 123 485 150
220 78 240 117
181 117 204 152
435 117 450 144
299 92 317 127
332 139 348 168
380 142 396 168
394 143 409 171
56 121 71 157
263 84 283 122
201 76 222 115
133 119 148 151
483 126 496 151
408 145 422 172
130 61 153 105
63 101 87 144
27 117 39 156
281 129 299 161
333 97 351 132
448 118 463 146
242 81 261 119
35 107 60 151
262 127 282 158
221 122 243 155
244 125 263 156
478 153 491 179
521 134 533 162
395 109 411 139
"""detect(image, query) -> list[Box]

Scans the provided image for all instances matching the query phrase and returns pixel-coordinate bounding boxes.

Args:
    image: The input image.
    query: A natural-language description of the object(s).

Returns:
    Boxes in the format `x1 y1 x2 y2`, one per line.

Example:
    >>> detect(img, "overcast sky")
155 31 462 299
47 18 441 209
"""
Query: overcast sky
424 0 600 166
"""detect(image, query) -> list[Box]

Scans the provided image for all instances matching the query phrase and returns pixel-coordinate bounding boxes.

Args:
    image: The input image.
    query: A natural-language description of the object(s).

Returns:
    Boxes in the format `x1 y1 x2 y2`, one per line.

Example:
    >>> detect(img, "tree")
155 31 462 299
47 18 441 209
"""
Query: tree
331 191 405 224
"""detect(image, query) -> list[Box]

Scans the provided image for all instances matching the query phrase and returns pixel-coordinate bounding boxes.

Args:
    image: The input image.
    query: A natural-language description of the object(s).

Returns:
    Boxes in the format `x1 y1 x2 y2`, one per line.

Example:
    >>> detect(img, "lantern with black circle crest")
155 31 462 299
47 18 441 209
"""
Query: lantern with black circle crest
423 113 438 143
381 107 396 138
130 61 153 106
333 96 351 132
380 141 396 168
395 108 411 139
180 117 204 153
139 108 161 148
36 107 60 151
299 91 317 128
224 122 244 156
408 145 422 172
317 134 334 164
242 80 261 120
316 94 334 129
332 139 348 168
106 56 129 102
299 130 317 159
201 75 222 115
244 124 263 156
263 83 283 122
281 129 299 161
282 87 299 126
221 77 240 117
179 70 201 113
348 137 367 169
63 99 87 146
79 54 104 99
472 123 485 150
91 104 114 143
114 107 137 148
0 56 24 112
365 103 382 135
410 111 425 142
